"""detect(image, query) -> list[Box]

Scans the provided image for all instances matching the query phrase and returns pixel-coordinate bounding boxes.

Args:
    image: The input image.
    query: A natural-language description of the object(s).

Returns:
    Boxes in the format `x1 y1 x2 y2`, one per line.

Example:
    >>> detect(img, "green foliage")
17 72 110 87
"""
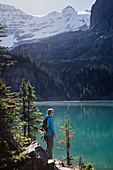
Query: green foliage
0 24 18 131
78 155 94 170
19 78 27 98
59 114 75 141
0 130 31 169
0 24 24 169
0 24 31 169
3 52 66 100
19 79 43 139
61 64 113 100
57 114 76 166
19 78 27 136
83 163 94 170
76 64 113 100
0 25 12 75
0 79 32 169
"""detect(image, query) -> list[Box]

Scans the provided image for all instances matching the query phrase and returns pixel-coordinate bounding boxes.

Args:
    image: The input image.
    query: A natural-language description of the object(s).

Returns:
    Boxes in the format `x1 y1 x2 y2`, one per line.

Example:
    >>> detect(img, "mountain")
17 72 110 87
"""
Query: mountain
0 4 90 48
90 0 113 31
11 0 113 74
2 0 113 100
12 29 113 75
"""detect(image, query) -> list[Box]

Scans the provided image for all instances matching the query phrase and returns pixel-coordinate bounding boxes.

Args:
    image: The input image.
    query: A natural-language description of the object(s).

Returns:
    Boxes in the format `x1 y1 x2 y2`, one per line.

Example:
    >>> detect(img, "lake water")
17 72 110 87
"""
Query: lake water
36 101 113 170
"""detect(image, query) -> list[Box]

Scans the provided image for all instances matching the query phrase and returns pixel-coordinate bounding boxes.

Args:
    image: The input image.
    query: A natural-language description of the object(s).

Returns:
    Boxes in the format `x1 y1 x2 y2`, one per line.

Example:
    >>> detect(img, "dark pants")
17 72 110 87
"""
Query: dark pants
45 135 53 159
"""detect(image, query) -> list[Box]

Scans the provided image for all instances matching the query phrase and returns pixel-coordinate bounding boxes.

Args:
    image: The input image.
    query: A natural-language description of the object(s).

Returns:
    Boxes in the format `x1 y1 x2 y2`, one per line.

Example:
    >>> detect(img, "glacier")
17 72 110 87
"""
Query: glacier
0 4 90 48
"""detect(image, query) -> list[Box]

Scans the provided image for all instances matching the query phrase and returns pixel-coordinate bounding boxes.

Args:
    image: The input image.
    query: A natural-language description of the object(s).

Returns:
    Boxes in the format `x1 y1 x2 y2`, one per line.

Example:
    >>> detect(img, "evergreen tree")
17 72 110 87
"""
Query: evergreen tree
19 79 43 139
27 80 35 137
0 23 22 169
26 80 43 139
0 24 42 169
19 78 27 136
57 114 76 166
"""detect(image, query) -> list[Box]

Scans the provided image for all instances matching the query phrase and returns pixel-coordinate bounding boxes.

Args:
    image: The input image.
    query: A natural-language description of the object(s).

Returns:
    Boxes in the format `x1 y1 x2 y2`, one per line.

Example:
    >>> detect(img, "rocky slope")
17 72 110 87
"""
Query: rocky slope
21 141 78 170
12 30 113 74
0 4 90 48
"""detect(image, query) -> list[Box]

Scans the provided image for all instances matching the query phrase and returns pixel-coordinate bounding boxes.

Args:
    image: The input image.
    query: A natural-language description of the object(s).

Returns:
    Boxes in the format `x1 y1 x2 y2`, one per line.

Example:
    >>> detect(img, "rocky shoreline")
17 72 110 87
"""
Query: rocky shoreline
21 141 79 170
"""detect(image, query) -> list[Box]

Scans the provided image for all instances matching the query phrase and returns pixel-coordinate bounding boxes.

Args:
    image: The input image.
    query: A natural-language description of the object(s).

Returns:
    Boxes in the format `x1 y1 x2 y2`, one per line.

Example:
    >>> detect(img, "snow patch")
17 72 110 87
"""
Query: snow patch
0 34 17 48
0 3 90 48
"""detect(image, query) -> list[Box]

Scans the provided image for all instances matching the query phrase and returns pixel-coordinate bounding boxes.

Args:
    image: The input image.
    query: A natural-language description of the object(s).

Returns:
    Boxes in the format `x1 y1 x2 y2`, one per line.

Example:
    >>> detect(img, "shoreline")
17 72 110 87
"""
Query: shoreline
35 100 113 106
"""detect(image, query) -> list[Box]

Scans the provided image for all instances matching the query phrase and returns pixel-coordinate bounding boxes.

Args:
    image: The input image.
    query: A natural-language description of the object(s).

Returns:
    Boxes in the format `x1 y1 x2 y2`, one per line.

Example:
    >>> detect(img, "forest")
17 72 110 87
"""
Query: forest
2 51 113 101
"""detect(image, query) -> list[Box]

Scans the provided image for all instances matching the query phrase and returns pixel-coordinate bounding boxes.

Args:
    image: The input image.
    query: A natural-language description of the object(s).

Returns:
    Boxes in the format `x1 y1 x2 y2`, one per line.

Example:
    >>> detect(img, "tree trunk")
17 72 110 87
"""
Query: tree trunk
28 100 30 137
66 125 70 165
23 98 26 137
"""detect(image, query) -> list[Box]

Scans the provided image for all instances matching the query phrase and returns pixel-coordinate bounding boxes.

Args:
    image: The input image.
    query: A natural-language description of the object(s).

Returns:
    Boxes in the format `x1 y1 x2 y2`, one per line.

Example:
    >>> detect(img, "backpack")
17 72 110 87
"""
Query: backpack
42 117 50 132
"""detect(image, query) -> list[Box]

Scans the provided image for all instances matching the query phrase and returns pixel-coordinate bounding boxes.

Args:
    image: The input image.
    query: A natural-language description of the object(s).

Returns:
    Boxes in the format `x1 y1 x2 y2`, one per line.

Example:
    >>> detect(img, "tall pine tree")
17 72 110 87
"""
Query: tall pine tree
19 78 27 137
57 114 76 166
19 79 43 139
26 80 43 139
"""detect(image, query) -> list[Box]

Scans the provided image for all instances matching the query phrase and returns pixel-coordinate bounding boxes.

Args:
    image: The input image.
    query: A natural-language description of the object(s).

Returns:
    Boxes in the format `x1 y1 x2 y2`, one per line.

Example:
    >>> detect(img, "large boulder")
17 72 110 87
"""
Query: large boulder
20 141 59 170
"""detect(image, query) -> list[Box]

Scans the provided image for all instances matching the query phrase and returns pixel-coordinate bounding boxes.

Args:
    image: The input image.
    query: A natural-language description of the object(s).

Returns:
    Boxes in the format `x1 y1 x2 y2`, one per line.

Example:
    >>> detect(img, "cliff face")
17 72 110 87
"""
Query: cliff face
90 0 113 31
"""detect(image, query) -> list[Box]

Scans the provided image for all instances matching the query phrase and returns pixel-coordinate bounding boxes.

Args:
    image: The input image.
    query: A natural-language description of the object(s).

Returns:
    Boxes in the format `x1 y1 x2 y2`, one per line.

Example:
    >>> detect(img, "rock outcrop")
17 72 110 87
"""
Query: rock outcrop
20 141 58 170
20 141 75 170
90 0 113 31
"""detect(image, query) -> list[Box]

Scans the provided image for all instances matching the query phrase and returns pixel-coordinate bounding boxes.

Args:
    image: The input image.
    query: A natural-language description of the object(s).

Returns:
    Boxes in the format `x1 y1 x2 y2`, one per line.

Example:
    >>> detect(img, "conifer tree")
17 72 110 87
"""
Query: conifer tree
57 114 76 166
27 80 35 137
0 23 22 169
19 79 43 139
19 78 27 136
26 80 43 139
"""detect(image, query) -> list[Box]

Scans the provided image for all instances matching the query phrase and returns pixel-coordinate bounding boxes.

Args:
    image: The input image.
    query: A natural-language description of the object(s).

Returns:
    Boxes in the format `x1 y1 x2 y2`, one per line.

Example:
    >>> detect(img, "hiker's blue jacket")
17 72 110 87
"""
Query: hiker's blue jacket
44 115 55 136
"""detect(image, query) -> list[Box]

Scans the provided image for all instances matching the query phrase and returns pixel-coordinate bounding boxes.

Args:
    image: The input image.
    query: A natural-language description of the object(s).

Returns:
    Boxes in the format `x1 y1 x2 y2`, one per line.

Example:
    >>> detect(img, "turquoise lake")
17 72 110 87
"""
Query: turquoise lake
36 101 113 170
